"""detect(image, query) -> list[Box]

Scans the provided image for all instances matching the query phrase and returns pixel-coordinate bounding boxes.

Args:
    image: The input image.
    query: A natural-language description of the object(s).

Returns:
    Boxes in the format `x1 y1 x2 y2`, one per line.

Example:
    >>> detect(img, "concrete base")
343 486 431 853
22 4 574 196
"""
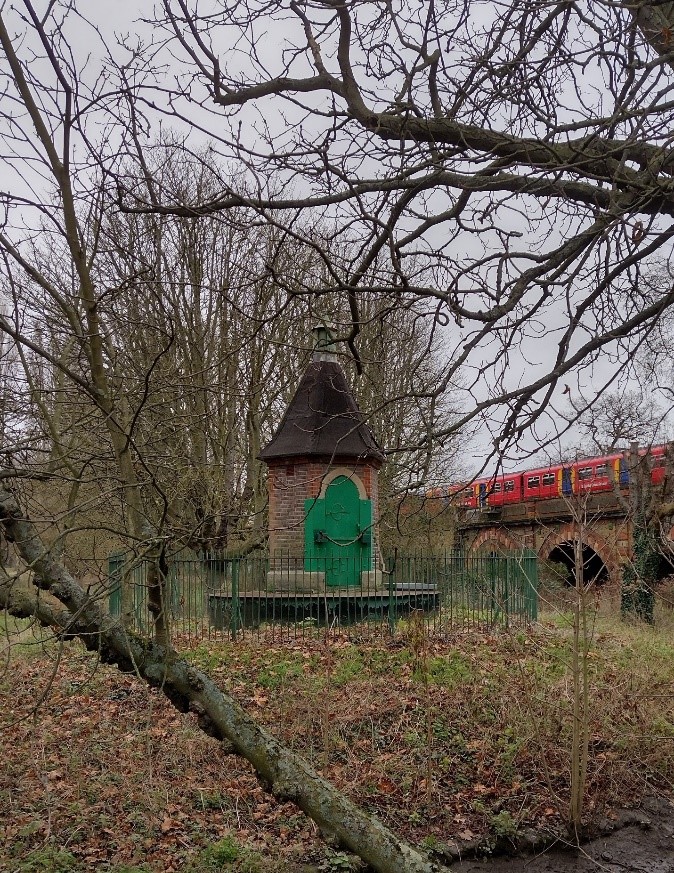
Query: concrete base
361 569 386 590
266 570 325 593
265 568 390 593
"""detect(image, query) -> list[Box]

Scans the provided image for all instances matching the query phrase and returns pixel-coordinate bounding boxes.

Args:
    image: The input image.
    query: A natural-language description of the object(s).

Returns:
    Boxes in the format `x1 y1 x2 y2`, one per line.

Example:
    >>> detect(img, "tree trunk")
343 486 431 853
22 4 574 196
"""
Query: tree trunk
147 545 171 648
621 516 657 624
0 487 445 873
622 442 658 624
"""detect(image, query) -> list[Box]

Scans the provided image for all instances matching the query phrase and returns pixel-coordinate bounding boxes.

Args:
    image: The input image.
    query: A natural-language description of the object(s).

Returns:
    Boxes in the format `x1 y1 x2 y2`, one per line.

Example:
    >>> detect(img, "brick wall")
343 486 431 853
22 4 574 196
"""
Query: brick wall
460 514 633 585
266 457 380 560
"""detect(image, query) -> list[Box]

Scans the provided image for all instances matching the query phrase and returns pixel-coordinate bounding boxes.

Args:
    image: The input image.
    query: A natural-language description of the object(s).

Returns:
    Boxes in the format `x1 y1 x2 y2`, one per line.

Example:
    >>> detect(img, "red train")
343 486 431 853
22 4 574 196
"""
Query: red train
430 445 668 509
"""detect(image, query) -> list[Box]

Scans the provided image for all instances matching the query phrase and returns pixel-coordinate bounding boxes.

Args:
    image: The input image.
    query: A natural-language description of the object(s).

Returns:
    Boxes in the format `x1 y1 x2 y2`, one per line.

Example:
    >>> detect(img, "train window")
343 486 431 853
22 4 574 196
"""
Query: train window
578 467 592 480
527 476 540 488
504 480 515 492
542 473 555 486
595 464 607 476
492 482 501 492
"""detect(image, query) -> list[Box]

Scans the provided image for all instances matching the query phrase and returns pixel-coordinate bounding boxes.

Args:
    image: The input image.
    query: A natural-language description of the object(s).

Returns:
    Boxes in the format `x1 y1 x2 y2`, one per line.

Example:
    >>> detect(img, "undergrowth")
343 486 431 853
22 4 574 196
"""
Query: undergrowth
1 607 673 871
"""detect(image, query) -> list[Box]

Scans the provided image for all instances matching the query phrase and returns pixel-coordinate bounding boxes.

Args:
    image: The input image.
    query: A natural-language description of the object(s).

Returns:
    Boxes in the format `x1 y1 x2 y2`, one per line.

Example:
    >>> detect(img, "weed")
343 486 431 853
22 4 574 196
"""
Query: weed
211 835 240 863
257 659 302 689
449 731 475 761
109 867 153 873
545 610 575 629
404 729 423 748
332 649 363 685
651 716 674 737
187 837 269 872
496 726 522 779
197 835 240 868
425 653 473 686
491 810 518 839
16 821 43 842
194 789 228 810
362 647 405 675
15 846 79 872
319 850 359 872
184 643 226 672
420 834 440 852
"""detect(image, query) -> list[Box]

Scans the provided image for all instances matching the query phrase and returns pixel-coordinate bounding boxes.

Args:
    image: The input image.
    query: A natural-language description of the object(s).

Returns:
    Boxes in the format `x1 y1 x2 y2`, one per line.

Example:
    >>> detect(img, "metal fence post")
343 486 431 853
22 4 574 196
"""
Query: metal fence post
522 550 538 620
108 552 124 615
230 559 241 640
387 551 396 634
504 556 510 629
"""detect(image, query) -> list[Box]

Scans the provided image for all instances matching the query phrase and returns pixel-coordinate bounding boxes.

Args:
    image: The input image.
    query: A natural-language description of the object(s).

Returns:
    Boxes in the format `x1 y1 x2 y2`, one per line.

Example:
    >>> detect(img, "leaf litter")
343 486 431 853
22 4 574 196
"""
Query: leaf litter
1 619 674 871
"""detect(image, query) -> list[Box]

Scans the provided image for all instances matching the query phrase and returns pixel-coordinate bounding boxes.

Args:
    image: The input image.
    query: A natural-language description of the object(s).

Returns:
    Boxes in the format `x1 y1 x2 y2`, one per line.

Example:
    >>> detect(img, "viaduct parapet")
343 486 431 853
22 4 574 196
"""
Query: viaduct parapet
455 494 635 584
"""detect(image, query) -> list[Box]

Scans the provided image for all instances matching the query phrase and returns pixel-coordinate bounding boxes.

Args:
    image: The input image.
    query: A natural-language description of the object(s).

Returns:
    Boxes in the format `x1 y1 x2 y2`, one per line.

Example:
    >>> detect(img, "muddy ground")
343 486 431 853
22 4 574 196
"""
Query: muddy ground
452 797 674 872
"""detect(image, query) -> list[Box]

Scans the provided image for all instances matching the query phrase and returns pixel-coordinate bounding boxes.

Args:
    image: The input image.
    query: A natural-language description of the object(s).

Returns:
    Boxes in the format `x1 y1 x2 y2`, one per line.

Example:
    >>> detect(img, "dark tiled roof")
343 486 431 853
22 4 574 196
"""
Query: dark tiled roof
259 361 385 463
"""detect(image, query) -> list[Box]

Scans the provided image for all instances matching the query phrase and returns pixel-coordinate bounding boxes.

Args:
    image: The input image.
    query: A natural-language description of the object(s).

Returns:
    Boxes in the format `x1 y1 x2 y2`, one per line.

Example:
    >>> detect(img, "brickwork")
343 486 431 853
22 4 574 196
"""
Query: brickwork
459 512 634 584
267 457 380 560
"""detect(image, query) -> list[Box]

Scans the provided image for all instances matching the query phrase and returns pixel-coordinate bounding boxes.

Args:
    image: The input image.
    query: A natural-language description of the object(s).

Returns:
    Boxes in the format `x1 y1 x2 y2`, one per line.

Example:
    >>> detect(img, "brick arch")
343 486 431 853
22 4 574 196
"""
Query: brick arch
537 522 618 582
318 467 368 500
469 528 524 555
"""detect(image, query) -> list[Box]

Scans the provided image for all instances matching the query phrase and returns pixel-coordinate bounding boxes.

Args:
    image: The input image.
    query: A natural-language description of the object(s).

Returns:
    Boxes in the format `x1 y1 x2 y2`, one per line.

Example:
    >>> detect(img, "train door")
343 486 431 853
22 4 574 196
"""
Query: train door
561 467 573 496
618 457 629 486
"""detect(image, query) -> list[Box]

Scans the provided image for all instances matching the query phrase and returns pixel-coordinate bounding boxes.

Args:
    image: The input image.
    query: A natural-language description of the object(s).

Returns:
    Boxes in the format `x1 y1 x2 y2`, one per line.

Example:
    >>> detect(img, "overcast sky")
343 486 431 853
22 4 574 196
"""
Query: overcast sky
1 1 672 478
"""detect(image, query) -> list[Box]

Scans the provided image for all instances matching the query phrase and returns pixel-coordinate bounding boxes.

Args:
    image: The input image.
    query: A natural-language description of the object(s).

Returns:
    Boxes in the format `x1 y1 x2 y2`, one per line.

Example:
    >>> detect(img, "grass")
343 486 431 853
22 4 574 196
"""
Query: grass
1 603 674 870
0 615 54 657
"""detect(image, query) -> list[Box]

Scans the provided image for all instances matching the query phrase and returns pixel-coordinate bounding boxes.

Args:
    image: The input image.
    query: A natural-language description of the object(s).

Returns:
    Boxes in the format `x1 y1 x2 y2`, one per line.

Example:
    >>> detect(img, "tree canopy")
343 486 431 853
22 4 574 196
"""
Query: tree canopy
3 5 674 869
0 1 673 460
116 0 674 452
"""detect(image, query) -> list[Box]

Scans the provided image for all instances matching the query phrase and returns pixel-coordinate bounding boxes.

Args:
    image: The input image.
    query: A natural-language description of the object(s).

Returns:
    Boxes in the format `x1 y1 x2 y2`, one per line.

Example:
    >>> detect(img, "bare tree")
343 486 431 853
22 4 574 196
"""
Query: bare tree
564 389 666 454
0 10 466 866
103 0 674 456
5 0 674 864
6 3 674 464
95 143 321 555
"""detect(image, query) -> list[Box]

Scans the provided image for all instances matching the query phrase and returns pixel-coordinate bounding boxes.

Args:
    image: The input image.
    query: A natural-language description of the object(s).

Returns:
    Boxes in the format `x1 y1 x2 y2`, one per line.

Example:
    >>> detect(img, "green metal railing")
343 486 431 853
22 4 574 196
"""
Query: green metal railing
108 549 538 640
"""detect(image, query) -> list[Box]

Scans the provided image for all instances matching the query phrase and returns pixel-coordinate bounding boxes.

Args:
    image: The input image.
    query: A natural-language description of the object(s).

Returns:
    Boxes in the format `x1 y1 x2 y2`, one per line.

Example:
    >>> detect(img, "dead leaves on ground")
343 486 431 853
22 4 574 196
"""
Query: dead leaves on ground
2 624 674 870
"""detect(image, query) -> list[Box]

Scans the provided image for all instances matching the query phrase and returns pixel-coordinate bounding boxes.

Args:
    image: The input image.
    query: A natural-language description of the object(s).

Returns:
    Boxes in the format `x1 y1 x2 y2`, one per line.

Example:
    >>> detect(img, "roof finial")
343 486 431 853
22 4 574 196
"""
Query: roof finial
312 321 338 363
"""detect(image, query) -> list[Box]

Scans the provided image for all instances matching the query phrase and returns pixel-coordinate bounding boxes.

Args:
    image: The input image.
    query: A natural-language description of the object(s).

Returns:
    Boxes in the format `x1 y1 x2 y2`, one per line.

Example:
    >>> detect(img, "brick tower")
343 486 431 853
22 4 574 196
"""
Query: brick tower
259 325 385 591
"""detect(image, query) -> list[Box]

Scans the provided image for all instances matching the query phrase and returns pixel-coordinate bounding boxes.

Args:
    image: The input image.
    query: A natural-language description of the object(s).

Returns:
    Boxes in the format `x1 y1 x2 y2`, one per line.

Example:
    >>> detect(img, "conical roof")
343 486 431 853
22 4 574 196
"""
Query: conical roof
259 360 385 463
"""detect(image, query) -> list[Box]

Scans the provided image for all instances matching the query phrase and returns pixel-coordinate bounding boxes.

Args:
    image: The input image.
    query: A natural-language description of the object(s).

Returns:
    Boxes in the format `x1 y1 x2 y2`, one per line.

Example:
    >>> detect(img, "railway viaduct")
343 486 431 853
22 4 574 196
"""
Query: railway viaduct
454 492 647 585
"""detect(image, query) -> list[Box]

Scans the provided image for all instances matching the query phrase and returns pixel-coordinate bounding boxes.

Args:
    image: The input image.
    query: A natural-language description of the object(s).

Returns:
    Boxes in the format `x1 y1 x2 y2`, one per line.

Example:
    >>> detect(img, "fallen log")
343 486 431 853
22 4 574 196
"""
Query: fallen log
0 488 446 873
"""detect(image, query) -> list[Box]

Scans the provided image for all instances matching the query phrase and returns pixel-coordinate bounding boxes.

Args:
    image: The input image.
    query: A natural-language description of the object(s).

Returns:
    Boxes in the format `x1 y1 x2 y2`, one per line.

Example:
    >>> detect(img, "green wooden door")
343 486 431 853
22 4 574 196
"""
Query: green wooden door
304 475 372 587
324 476 362 586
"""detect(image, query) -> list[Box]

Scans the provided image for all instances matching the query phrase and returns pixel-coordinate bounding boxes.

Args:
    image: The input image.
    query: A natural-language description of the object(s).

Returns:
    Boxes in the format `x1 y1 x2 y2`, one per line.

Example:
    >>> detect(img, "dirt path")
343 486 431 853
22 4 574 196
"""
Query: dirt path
453 798 674 872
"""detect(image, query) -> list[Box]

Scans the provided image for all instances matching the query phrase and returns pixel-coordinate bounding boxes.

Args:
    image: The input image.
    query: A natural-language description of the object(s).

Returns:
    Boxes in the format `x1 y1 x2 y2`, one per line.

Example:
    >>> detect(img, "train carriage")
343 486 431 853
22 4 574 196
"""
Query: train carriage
472 473 523 508
522 465 566 500
429 444 668 514
573 454 628 494
446 484 475 507
645 444 666 486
